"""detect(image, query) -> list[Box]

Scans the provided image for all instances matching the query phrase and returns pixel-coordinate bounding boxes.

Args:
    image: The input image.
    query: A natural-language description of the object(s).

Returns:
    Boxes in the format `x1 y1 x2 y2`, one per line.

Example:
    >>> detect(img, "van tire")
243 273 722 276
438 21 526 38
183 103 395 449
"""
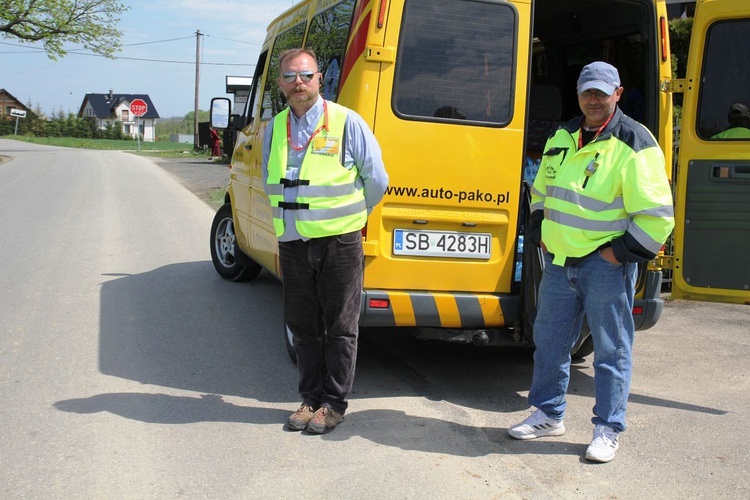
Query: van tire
571 319 594 360
283 321 297 364
210 203 261 282
520 185 592 359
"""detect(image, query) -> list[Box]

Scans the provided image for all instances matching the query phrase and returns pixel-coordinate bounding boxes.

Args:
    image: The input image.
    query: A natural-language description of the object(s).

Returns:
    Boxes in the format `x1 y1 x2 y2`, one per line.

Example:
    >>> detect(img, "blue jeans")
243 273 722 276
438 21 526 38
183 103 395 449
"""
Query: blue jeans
528 250 637 432
279 231 363 415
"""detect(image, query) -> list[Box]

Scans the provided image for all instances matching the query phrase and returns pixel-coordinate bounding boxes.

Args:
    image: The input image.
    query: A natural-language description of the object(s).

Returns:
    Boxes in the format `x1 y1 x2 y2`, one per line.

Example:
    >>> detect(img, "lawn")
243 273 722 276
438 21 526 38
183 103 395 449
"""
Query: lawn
1 135 212 158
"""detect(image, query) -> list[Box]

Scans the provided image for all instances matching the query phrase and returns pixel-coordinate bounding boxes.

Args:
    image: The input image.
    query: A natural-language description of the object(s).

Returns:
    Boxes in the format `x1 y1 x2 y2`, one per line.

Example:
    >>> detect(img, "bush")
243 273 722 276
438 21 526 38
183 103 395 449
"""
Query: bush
669 17 693 79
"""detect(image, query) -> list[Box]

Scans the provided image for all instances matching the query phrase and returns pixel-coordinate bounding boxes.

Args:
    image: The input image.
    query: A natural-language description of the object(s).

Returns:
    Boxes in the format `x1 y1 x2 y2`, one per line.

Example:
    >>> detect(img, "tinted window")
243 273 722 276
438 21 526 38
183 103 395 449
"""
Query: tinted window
697 19 750 140
394 0 516 125
306 0 356 101
260 23 306 121
247 50 267 126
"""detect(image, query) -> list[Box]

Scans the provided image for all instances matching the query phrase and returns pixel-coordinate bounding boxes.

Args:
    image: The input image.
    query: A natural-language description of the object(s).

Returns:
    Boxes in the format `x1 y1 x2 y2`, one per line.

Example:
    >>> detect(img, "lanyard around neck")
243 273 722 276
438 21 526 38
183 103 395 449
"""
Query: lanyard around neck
287 100 328 151
579 112 613 149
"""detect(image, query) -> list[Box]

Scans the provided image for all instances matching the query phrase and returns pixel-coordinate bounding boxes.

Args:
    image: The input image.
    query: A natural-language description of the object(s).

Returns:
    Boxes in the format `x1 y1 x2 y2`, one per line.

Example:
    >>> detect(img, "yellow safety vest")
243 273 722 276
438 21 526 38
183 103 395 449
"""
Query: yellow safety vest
266 101 367 238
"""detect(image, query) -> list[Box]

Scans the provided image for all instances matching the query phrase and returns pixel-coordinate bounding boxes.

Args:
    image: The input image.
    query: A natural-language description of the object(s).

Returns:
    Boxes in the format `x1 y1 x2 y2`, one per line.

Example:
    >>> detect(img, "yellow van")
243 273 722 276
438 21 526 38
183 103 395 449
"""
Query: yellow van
668 0 750 304
210 0 676 359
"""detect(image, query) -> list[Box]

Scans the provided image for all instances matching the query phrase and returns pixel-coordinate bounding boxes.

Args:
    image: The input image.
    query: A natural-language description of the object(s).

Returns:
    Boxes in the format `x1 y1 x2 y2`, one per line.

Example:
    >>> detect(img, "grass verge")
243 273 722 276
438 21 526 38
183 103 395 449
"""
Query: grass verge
1 135 210 157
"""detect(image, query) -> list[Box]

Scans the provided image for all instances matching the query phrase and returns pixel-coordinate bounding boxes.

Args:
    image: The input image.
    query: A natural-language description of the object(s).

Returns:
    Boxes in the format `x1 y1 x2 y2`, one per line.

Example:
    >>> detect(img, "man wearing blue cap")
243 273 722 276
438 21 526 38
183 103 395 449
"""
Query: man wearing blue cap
508 62 675 462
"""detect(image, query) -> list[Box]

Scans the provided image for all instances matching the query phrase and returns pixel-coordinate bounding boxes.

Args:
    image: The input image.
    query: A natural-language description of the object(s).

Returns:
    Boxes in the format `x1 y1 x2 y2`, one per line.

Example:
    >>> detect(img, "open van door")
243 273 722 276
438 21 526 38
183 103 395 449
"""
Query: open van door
671 0 750 304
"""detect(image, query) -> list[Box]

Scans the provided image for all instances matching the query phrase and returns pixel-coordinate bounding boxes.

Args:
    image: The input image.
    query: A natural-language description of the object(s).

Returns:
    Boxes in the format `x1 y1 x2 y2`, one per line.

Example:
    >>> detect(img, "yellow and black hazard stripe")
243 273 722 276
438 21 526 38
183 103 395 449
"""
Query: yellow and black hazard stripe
360 290 519 329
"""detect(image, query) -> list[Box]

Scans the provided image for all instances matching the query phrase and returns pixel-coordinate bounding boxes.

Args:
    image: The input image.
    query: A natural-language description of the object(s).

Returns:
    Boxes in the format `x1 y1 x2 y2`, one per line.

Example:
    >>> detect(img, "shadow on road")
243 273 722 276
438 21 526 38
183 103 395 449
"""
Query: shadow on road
54 260 729 438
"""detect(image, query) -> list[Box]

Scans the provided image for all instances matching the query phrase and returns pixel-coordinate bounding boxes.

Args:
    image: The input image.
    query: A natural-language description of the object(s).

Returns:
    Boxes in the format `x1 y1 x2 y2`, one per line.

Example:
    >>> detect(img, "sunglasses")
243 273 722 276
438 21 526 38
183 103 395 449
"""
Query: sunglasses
579 90 610 100
281 70 317 83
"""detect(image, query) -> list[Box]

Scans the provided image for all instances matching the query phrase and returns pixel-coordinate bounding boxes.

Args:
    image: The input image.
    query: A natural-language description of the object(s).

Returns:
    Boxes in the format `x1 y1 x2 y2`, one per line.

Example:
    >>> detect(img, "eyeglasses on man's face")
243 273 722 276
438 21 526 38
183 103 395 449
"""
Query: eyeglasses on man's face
579 89 610 100
281 70 317 83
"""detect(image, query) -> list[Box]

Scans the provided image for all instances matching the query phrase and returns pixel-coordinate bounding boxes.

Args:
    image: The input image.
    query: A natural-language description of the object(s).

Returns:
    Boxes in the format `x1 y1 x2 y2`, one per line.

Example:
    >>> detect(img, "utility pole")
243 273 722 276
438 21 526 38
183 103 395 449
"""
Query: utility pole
194 29 203 150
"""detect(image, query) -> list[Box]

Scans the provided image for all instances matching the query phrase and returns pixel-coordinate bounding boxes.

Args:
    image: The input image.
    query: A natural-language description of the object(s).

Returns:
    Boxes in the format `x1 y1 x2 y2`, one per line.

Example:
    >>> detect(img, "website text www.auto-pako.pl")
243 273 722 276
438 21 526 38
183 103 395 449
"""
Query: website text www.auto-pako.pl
385 185 511 205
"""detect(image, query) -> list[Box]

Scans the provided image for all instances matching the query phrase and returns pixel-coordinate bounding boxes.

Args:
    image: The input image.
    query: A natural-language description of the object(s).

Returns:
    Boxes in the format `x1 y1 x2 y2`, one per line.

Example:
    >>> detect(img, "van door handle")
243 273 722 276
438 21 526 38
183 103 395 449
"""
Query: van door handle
713 164 750 180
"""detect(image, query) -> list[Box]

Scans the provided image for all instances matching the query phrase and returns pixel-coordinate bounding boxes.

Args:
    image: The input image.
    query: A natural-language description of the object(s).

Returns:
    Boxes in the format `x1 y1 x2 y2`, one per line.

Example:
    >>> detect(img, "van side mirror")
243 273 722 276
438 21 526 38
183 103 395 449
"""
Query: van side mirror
210 97 231 129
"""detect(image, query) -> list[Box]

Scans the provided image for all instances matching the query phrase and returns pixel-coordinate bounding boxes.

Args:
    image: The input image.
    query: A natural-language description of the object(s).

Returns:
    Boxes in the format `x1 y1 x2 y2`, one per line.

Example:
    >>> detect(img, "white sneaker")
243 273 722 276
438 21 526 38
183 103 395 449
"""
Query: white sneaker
585 424 620 463
508 408 565 440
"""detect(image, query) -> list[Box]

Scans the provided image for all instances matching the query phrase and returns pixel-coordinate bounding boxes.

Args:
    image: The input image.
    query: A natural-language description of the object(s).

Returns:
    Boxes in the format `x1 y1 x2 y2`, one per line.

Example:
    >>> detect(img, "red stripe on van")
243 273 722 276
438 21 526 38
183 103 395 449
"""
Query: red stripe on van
340 10 371 90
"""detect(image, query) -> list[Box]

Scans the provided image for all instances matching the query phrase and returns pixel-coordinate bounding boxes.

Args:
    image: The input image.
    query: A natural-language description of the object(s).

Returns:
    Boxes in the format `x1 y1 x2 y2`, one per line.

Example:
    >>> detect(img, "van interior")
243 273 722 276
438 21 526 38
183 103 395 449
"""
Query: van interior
526 0 662 158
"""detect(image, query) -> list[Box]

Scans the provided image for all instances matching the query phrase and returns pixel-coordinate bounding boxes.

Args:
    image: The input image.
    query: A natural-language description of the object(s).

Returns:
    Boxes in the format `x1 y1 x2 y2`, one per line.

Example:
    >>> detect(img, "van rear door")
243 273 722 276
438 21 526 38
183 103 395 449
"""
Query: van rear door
671 0 750 303
365 0 529 298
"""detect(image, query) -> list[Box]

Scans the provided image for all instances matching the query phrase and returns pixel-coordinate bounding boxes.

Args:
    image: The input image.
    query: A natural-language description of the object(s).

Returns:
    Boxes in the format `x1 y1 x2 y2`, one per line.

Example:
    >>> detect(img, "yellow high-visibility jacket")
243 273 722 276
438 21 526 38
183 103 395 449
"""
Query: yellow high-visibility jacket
529 107 674 266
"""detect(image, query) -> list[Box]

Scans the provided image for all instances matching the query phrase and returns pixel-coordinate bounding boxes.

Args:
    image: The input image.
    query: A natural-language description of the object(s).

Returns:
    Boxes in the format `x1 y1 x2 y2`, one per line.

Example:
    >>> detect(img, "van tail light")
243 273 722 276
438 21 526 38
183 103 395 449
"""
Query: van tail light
660 16 668 62
361 225 368 238
378 0 387 28
369 298 390 309
632 306 644 316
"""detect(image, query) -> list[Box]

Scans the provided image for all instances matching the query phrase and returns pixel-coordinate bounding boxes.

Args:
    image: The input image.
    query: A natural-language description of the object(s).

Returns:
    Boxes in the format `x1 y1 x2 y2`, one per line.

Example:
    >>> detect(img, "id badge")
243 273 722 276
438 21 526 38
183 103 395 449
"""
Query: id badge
312 136 340 155
584 152 601 177
584 160 599 177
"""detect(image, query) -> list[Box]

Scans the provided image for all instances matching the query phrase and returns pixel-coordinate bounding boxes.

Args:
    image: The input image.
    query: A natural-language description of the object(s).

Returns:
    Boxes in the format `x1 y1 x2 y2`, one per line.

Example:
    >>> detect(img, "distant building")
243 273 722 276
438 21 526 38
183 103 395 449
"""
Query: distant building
0 89 36 120
78 91 160 142
666 0 696 19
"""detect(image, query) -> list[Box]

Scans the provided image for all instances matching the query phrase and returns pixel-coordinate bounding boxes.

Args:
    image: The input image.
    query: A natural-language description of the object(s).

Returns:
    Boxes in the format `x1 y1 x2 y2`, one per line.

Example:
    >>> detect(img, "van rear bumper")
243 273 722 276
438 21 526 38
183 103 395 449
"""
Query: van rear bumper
360 270 664 333
633 270 664 331
359 290 520 329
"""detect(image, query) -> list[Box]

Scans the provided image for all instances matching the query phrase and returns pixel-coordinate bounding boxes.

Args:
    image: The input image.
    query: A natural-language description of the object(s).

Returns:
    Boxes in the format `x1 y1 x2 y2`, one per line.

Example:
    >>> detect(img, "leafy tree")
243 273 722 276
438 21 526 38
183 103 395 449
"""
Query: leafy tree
0 0 129 59
669 17 693 79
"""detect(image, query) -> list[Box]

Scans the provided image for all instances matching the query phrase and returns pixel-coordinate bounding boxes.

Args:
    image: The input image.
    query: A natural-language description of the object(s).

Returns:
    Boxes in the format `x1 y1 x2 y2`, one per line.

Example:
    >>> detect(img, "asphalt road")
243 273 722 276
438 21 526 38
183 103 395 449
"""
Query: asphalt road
1 139 749 499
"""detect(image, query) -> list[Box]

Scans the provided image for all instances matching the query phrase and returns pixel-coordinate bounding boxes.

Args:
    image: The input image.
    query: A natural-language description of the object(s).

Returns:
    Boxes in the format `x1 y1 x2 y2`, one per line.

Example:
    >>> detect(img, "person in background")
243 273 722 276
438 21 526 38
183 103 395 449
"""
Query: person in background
262 48 389 434
508 61 674 463
712 100 750 139
209 128 222 159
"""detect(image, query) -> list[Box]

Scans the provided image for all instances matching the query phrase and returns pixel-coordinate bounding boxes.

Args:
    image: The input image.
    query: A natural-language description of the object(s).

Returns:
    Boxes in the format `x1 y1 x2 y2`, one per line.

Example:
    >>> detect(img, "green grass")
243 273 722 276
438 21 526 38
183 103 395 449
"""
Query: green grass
209 188 227 209
1 135 209 157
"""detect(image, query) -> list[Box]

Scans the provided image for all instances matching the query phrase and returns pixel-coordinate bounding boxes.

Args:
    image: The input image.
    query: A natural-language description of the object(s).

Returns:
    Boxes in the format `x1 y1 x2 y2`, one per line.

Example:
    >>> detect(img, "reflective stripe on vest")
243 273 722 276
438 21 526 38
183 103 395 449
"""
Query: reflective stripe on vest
267 101 367 238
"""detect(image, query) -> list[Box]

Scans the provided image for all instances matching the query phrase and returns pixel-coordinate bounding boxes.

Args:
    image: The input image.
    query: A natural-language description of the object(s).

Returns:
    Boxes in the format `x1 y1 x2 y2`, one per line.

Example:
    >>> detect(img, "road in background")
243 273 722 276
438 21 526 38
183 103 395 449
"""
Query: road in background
1 139 748 499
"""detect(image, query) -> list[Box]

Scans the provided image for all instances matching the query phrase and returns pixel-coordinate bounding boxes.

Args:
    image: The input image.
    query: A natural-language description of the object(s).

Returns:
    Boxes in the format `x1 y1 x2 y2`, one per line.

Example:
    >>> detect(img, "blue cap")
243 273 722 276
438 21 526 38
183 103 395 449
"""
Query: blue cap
577 62 621 95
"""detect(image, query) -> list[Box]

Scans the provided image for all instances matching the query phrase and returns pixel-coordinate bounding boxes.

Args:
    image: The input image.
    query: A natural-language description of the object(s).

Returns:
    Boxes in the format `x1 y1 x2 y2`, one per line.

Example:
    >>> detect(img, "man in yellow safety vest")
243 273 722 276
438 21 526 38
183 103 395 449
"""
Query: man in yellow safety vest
262 48 388 434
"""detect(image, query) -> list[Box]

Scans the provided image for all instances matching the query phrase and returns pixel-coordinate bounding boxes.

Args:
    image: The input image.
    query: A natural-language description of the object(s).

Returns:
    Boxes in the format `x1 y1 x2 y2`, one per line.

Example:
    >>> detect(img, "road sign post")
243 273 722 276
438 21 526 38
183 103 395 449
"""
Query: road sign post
10 109 27 135
129 99 148 152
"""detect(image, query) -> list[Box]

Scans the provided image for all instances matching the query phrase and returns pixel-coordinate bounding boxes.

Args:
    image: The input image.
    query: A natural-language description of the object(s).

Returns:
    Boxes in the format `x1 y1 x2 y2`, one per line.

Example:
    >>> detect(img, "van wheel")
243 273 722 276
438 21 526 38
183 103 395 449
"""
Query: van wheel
283 321 297 364
571 319 594 360
210 204 261 282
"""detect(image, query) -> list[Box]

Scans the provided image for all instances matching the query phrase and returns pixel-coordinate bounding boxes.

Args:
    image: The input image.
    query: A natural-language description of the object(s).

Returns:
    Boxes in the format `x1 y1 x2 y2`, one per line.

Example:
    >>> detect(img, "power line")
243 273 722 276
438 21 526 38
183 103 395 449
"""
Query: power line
0 40 255 66
203 34 260 46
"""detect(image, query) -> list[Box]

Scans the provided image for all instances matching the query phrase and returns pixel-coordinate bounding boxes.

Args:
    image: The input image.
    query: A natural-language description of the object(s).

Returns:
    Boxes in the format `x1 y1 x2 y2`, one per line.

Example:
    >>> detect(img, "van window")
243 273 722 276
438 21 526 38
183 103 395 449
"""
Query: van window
393 0 516 125
247 50 268 125
306 0 356 101
260 23 306 121
697 19 750 140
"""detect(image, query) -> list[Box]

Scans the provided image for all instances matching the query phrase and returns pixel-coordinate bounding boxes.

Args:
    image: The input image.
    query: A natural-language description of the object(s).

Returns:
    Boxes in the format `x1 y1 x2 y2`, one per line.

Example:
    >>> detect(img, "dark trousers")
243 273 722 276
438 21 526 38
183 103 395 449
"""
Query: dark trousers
278 230 363 414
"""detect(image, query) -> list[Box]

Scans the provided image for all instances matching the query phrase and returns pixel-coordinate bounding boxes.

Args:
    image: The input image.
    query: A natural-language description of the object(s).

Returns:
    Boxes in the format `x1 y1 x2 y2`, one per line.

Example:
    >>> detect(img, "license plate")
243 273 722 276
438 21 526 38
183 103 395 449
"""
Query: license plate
393 229 491 259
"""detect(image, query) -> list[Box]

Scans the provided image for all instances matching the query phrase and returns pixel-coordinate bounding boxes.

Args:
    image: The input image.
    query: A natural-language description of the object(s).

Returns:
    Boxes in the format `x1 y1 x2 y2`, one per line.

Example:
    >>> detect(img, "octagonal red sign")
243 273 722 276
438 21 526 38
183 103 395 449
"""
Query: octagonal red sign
130 99 148 117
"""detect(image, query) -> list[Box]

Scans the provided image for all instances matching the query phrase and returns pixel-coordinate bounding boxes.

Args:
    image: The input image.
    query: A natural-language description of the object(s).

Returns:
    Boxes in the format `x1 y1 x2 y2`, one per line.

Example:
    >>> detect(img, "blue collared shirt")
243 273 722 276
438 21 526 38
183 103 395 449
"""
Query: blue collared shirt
262 97 389 241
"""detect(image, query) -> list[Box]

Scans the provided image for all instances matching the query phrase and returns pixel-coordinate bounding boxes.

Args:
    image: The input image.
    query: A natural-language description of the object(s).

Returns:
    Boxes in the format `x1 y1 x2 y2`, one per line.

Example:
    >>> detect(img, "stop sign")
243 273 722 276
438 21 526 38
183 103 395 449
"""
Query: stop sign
130 98 148 117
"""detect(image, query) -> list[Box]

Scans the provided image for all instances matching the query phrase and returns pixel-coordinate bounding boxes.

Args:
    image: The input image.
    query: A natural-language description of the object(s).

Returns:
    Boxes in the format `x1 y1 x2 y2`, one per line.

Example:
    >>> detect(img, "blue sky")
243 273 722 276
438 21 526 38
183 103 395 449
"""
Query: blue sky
1 0 298 118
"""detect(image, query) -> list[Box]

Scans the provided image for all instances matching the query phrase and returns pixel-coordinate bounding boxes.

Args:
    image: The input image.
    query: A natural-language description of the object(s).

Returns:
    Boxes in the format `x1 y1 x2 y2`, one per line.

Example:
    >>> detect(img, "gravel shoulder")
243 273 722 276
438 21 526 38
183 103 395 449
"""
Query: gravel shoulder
146 155 230 209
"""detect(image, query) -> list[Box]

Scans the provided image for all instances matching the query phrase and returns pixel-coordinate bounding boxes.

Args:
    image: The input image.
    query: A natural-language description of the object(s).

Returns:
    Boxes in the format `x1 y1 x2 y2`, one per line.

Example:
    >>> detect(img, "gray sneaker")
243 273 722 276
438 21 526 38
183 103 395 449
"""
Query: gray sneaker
508 408 566 440
585 425 620 463
306 407 344 434
287 404 316 431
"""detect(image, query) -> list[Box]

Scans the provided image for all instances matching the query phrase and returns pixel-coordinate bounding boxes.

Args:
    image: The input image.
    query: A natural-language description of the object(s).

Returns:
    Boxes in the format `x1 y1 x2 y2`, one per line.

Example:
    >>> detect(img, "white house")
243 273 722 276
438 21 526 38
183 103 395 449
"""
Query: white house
78 91 160 141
